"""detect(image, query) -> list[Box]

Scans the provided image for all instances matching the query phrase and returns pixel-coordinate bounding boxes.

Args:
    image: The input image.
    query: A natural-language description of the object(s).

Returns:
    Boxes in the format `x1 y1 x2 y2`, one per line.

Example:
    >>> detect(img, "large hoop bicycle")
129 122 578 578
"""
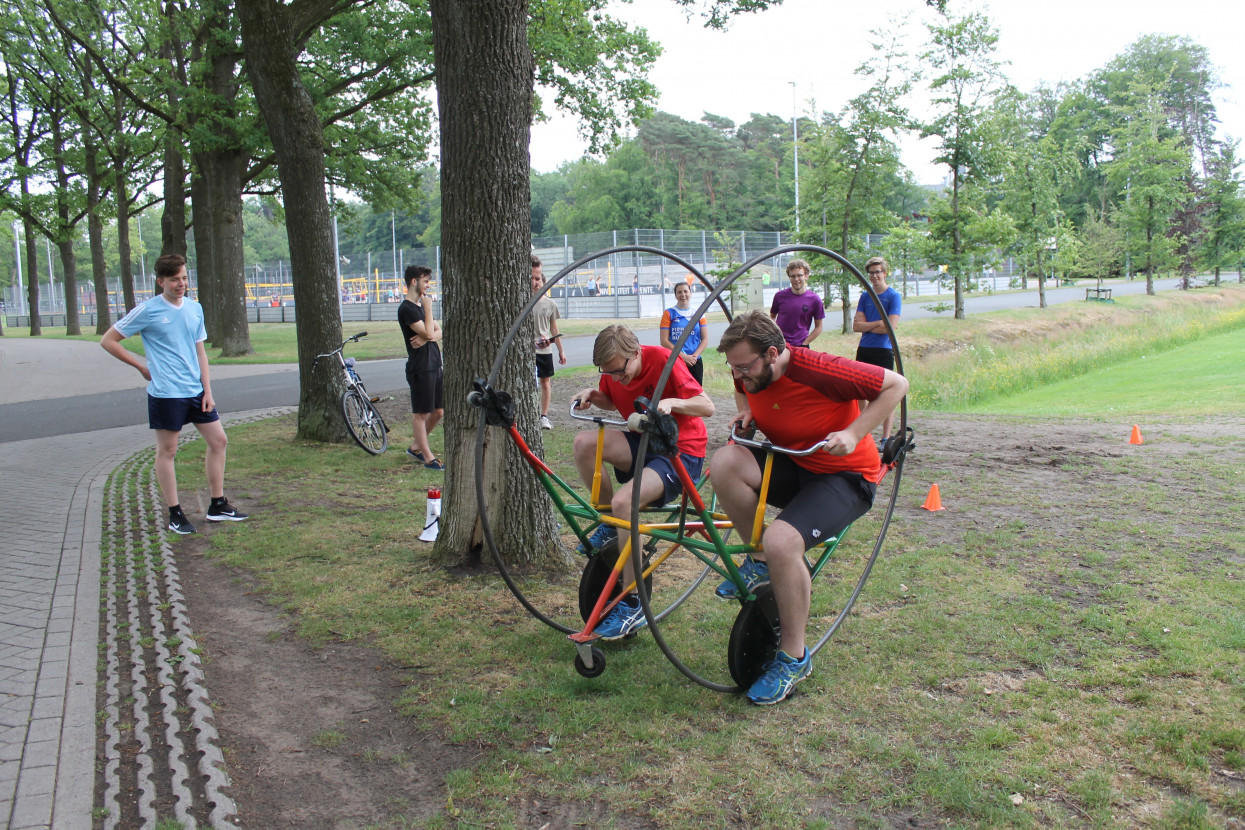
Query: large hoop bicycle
470 244 913 694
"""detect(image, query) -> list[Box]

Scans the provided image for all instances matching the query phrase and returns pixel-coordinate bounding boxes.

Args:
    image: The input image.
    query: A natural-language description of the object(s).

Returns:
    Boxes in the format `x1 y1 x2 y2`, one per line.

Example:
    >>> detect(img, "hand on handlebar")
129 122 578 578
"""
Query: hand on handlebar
572 389 597 411
819 430 858 456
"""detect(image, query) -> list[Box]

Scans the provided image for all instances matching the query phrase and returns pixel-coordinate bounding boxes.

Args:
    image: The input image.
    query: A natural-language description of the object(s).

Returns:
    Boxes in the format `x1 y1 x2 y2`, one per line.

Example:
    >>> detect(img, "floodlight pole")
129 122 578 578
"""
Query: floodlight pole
790 81 800 234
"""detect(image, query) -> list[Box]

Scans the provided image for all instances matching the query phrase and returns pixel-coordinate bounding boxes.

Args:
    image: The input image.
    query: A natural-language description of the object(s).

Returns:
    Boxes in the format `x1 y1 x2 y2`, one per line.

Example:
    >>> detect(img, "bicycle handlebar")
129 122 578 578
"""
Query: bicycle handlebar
729 423 831 457
312 332 370 364
568 400 630 428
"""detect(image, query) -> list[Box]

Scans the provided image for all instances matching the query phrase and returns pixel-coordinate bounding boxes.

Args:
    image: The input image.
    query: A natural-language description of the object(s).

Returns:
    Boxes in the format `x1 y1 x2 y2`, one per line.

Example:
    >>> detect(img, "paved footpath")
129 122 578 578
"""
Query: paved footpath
1 424 153 829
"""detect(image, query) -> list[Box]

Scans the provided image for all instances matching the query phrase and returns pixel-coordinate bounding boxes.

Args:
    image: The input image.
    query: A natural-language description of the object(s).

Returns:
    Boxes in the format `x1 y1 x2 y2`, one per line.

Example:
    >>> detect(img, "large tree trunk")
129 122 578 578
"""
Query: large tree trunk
86 139 111 334
236 0 345 442
161 136 188 262
51 112 81 335
429 0 561 568
190 150 252 355
112 87 137 314
21 213 41 336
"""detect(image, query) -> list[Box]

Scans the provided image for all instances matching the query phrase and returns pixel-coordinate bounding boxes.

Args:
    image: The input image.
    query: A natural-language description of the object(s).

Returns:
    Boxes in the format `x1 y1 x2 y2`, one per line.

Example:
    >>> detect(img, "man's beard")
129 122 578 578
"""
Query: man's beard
742 360 774 394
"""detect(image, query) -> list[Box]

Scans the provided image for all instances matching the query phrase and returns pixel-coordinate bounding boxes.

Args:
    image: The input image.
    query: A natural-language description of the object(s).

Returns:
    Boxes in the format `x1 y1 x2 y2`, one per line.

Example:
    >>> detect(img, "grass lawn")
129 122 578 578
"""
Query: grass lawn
968 327 1245 418
96 286 1245 828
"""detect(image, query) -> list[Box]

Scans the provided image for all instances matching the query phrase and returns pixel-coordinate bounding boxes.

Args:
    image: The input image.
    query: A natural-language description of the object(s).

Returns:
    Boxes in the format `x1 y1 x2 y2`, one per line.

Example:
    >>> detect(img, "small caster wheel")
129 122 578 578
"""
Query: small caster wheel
574 646 606 678
467 390 483 407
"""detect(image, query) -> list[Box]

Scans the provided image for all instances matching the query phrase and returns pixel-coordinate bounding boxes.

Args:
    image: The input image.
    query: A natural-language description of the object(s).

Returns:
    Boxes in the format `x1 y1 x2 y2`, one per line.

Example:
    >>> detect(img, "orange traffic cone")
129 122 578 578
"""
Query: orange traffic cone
1129 425 1144 445
922 483 945 511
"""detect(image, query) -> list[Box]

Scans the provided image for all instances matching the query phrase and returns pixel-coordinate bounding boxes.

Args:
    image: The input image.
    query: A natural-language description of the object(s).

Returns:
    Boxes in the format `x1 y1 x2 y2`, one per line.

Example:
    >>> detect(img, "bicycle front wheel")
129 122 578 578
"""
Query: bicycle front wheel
341 389 389 455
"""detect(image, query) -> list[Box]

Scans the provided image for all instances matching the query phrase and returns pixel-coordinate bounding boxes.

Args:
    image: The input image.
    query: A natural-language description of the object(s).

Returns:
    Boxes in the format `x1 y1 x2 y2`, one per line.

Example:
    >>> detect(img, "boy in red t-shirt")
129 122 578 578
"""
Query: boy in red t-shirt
571 325 715 639
711 311 908 705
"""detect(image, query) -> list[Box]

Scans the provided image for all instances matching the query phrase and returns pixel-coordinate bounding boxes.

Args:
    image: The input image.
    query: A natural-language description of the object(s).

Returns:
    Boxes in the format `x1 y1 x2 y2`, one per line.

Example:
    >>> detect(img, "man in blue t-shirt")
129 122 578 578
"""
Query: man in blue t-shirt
852 256 903 442
102 253 248 535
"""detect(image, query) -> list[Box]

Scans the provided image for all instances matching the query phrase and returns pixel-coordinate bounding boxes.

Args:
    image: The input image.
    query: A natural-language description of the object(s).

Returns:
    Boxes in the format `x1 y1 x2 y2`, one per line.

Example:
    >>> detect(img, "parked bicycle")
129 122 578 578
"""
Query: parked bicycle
313 332 389 455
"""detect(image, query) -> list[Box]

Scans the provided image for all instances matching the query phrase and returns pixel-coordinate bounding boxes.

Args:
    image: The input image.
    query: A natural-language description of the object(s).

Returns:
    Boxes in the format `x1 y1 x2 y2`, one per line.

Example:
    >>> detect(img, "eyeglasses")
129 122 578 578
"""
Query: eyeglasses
598 354 634 379
726 352 766 376
867 269 886 276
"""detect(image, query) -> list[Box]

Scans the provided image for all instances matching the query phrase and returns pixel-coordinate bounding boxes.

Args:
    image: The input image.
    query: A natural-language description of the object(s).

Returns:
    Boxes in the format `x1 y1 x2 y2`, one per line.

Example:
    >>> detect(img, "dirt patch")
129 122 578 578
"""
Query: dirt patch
176 549 476 829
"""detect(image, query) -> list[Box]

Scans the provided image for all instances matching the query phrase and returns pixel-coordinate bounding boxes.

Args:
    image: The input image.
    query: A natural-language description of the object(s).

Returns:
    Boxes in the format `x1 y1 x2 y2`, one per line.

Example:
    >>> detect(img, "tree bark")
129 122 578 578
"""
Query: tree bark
236 0 346 442
51 112 80 335
85 137 111 333
21 216 41 337
429 0 562 568
191 148 252 356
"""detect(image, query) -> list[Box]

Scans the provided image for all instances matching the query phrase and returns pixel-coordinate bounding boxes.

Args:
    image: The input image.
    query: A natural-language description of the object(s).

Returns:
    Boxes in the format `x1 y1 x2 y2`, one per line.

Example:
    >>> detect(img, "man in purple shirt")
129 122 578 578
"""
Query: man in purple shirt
769 258 824 349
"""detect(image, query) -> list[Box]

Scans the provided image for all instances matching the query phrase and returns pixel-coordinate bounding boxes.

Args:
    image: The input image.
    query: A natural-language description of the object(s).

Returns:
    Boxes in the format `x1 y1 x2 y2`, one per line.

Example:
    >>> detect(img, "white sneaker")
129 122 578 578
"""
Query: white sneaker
540 415 553 430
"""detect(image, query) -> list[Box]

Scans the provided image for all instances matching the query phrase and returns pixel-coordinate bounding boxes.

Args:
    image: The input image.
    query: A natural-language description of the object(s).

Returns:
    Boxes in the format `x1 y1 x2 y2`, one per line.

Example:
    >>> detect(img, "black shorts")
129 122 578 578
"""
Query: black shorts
744 447 876 550
614 430 705 507
854 346 894 370
148 394 220 431
407 365 444 413
686 357 704 386
535 353 555 379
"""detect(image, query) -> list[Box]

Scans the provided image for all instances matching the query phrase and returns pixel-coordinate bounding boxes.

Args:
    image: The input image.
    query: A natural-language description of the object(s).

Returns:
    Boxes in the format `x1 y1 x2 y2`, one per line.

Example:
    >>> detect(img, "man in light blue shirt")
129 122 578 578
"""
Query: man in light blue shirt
102 253 249 535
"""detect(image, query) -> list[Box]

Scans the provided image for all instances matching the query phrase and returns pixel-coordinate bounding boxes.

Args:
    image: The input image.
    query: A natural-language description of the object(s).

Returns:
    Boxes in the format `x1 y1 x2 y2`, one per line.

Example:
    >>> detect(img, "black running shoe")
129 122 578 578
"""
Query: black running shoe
206 500 249 522
168 514 197 535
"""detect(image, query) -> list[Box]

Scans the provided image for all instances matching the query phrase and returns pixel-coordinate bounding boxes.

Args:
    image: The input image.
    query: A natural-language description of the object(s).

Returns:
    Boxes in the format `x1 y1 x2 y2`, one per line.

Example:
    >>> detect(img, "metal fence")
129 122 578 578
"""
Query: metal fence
5 227 1027 326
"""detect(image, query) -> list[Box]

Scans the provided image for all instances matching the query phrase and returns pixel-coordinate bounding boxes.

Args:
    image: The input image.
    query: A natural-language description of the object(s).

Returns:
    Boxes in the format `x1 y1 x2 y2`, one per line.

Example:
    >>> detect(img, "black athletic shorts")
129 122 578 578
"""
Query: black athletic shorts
743 447 876 550
535 353 555 379
854 346 894 370
148 394 220 431
407 365 444 413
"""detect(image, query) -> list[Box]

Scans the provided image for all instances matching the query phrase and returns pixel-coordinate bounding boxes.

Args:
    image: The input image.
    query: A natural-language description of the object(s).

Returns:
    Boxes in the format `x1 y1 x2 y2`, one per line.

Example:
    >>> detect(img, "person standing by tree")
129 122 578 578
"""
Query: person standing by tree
399 265 444 470
101 254 249 535
852 256 902 442
770 259 824 349
531 254 566 430
659 282 709 385
710 311 907 704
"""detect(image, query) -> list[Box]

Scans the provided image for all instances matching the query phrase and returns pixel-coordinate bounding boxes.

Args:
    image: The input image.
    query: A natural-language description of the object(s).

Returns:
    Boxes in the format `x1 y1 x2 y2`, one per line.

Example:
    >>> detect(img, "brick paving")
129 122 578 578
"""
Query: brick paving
1 426 151 830
0 409 290 830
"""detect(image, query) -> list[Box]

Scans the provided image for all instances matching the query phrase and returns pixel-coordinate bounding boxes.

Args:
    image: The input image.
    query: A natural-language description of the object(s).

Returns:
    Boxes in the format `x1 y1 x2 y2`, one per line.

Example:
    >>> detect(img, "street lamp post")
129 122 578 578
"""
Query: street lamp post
12 220 23 315
790 81 799 234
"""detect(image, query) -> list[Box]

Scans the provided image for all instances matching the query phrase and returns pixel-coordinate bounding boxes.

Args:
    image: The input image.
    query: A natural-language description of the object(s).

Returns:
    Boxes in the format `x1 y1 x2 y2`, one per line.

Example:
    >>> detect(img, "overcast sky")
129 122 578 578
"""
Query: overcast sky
528 0 1244 184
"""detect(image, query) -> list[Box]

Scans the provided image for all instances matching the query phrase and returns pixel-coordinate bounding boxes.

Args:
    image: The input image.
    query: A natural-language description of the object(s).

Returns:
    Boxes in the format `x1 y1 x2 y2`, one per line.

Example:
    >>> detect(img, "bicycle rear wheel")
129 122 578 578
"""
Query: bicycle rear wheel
341 389 388 454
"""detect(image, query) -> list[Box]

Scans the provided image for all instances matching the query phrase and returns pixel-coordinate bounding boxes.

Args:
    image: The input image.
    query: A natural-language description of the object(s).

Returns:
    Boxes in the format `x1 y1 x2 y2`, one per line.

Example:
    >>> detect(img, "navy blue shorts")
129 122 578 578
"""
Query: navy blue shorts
743 447 876 550
148 394 220 432
614 430 704 507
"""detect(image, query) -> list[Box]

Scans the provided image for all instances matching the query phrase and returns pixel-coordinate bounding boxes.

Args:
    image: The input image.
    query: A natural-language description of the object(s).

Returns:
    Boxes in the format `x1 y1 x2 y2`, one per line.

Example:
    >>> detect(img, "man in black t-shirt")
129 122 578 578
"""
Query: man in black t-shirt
398 265 444 470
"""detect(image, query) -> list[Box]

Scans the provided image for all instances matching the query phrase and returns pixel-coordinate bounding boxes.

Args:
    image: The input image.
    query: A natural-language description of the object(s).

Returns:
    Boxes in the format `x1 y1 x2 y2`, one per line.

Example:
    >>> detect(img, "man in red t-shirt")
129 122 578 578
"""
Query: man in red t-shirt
711 311 908 705
571 325 715 639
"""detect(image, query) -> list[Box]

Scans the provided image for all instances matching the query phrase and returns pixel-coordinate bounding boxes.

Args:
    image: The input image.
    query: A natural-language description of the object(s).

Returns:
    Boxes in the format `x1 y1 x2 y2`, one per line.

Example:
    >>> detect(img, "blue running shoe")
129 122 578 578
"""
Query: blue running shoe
715 556 770 599
592 598 648 640
747 648 812 705
576 524 617 556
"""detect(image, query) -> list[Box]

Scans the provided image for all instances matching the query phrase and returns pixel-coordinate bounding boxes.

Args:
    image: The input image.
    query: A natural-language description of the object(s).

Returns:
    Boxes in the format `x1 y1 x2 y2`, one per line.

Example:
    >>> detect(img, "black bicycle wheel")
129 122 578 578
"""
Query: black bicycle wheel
577 538 654 623
341 390 388 454
727 584 781 688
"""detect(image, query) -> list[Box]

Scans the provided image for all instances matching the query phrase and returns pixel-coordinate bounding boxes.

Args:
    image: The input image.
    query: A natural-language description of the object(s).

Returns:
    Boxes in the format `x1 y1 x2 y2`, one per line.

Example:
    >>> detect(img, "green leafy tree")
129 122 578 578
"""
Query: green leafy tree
803 18 914 332
1198 139 1245 285
920 7 1010 318
877 220 928 298
1074 207 1122 292
992 88 1079 307
1104 83 1192 295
